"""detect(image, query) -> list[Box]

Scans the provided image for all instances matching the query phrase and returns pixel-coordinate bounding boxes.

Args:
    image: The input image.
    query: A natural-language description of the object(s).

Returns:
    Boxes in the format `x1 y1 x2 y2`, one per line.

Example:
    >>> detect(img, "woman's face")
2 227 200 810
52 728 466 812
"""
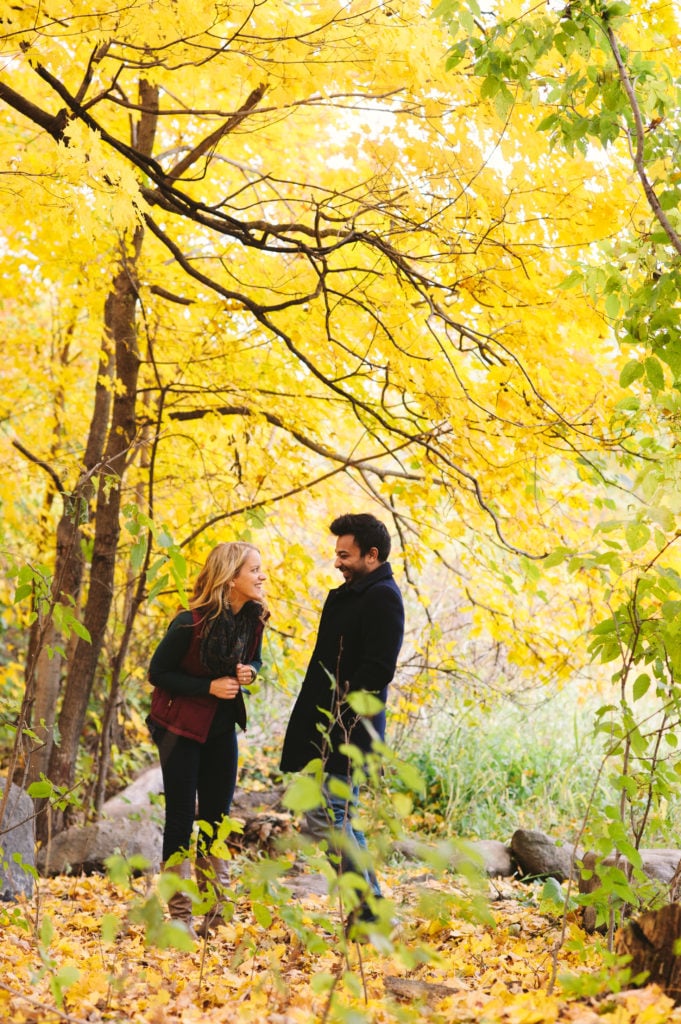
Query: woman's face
229 549 266 610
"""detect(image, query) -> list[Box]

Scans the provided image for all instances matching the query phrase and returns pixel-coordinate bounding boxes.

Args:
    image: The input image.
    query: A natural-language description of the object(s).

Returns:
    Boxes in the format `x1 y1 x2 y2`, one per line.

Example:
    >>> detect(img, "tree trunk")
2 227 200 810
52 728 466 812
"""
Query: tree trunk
27 341 113 792
616 903 681 1004
93 451 153 813
45 83 159 832
47 254 142 829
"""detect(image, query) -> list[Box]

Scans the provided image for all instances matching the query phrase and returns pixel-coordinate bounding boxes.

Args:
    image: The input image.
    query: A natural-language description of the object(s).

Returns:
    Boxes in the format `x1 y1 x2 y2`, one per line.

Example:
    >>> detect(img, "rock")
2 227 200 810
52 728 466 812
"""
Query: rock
38 768 290 875
470 840 515 878
385 976 464 1002
34 765 166 876
511 829 580 882
38 817 162 876
101 765 163 819
0 780 36 900
580 848 681 890
284 872 328 898
579 848 681 933
394 836 514 877
451 839 515 878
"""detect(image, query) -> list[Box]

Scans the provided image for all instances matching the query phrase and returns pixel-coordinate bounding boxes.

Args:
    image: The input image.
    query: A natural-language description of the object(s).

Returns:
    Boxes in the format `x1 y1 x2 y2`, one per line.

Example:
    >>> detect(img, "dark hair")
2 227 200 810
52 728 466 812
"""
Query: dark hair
330 513 391 561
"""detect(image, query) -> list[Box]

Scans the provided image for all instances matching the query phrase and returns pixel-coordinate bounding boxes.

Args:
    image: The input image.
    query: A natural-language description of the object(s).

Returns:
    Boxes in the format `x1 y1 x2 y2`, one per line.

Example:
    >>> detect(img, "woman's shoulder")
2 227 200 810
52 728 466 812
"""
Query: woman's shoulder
168 609 196 630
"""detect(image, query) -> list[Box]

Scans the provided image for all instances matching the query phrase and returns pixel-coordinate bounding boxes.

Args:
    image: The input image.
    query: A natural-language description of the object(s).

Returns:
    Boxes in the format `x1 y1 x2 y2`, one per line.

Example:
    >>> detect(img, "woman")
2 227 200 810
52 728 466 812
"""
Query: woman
147 541 268 938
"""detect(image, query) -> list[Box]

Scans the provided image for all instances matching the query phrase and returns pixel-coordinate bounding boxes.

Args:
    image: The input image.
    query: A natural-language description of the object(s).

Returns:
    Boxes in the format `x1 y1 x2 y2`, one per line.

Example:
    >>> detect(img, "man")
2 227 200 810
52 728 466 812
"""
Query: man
280 513 405 933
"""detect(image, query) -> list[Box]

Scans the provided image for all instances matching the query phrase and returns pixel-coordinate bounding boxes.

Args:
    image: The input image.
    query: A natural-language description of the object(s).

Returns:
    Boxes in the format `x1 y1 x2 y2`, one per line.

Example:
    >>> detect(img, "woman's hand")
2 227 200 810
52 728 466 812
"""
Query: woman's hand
209 675 240 699
236 662 254 686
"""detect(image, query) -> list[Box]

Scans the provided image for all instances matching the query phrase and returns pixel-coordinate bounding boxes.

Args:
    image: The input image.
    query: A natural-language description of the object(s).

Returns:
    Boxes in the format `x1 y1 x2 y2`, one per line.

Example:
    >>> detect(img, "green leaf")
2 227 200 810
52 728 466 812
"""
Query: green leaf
605 293 620 318
13 583 34 603
615 396 640 411
392 792 413 818
394 760 426 796
311 973 336 994
147 573 170 604
540 876 566 908
659 189 681 211
605 1 631 18
619 359 644 388
632 674 651 701
481 75 499 99
645 356 665 390
648 505 675 532
27 780 53 799
252 902 273 928
246 507 267 529
625 521 650 551
101 913 121 943
536 113 558 132
346 691 385 716
282 775 324 813
71 619 91 643
542 547 571 568
40 916 54 946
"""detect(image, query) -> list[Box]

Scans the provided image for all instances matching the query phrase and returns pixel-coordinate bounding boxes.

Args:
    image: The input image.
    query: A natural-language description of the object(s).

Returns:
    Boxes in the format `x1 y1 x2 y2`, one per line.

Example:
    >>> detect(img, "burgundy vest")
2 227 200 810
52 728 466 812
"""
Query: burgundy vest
149 610 261 742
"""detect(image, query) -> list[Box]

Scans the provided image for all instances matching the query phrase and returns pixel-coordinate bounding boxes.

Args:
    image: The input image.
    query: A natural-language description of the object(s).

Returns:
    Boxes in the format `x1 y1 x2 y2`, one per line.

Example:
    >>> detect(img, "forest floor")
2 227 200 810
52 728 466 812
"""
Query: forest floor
1 858 680 1024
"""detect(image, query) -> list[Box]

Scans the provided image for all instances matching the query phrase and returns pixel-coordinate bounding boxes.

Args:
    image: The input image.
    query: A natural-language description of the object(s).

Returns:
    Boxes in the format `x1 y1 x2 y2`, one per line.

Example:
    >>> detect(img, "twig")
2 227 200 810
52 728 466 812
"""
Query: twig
0 981 90 1023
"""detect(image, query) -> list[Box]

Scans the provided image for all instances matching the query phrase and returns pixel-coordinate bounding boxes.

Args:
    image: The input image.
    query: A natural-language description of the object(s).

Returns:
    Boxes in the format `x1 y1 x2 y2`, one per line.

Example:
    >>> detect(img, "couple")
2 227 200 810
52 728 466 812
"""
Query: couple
147 512 405 941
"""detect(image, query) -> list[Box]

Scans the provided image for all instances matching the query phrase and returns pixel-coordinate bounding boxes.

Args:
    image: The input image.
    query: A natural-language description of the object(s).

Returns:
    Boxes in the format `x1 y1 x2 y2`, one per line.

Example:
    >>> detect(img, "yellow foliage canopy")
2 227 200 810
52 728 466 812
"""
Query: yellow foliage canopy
0 0 660 698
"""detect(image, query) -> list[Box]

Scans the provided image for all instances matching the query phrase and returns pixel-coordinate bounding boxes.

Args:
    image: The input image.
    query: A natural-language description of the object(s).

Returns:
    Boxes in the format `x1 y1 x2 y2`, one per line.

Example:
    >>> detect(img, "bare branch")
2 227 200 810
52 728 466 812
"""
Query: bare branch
165 83 267 181
606 23 681 257
12 438 65 496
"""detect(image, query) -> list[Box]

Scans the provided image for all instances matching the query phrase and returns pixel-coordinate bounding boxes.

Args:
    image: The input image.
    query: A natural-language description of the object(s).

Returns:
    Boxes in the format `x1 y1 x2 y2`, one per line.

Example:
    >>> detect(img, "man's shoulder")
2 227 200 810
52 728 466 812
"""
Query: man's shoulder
362 565 404 603
368 562 402 590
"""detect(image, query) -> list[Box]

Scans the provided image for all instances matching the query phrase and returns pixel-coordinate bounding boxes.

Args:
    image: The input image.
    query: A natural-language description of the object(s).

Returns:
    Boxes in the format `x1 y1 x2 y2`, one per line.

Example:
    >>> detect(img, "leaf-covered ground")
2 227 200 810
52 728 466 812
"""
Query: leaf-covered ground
2 860 681 1024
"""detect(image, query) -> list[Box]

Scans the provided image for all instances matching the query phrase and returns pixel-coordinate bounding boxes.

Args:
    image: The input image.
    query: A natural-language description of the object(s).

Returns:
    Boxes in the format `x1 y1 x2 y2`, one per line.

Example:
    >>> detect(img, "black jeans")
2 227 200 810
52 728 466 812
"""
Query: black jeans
151 724 239 861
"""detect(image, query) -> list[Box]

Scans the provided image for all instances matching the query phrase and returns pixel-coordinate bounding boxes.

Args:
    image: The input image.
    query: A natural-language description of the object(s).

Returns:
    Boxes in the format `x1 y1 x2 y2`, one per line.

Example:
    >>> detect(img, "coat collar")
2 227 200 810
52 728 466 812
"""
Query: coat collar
335 560 394 595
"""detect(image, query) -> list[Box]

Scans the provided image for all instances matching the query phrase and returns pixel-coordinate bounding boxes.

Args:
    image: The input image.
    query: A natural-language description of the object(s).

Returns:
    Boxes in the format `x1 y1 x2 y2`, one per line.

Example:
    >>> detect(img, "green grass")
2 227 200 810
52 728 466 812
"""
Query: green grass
248 678 681 851
395 689 615 843
396 686 681 848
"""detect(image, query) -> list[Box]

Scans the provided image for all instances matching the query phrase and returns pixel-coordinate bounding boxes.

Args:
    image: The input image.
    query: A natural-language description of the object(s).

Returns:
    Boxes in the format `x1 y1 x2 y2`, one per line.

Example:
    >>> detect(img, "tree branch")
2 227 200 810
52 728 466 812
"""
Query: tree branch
166 83 267 181
167 402 422 478
606 23 681 257
12 438 65 496
0 80 68 141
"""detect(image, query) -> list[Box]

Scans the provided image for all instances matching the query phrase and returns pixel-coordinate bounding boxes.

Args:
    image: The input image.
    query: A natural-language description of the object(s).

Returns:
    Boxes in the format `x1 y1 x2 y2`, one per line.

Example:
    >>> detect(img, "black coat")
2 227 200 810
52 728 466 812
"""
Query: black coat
280 562 404 776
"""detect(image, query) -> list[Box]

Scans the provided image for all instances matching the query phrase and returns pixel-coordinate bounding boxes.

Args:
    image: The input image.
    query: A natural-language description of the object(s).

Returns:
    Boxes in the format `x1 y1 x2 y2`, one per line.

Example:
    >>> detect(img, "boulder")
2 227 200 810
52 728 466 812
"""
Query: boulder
579 848 681 892
0 780 36 900
579 848 681 933
36 765 166 876
101 765 163 820
38 817 162 876
37 768 290 875
452 839 515 878
511 828 581 882
394 836 514 877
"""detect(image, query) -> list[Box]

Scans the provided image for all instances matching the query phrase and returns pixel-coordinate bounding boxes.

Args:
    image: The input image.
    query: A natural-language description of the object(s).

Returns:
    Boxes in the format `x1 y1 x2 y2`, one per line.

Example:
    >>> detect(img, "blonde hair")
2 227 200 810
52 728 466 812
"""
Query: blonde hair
189 542 267 620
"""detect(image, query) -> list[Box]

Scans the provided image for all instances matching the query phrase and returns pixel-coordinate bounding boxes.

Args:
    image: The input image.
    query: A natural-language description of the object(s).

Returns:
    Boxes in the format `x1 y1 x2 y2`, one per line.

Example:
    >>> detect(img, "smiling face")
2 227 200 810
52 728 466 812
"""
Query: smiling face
229 549 266 612
333 534 379 585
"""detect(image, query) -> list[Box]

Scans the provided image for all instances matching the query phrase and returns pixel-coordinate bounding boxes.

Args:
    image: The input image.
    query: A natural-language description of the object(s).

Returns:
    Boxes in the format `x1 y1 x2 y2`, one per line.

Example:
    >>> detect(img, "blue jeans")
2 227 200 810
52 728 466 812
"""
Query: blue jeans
304 774 381 898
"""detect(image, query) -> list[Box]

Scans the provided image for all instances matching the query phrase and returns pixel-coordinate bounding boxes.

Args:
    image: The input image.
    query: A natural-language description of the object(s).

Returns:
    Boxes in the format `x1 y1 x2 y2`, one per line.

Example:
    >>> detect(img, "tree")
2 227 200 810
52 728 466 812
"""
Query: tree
435 0 681 933
0 0 638 825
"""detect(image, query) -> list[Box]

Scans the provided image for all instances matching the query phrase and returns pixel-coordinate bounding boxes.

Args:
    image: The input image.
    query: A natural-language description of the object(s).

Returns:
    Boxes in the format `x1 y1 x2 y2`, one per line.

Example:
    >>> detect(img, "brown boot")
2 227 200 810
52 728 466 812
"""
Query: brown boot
195 855 231 936
162 859 197 940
